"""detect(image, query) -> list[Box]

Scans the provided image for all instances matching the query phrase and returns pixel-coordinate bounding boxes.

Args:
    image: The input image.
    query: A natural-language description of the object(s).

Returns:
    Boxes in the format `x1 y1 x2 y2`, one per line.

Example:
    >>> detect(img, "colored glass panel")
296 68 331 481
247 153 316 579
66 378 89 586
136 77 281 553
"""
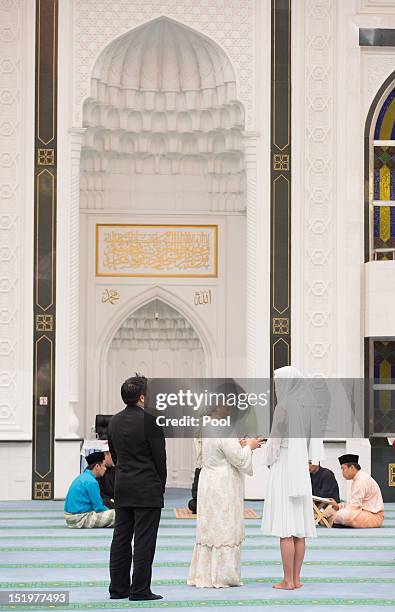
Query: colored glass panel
374 341 395 379
373 206 395 250
380 165 391 200
373 145 395 251
373 145 395 200
373 389 395 433
380 205 390 243
373 341 395 434
374 146 395 200
374 88 395 140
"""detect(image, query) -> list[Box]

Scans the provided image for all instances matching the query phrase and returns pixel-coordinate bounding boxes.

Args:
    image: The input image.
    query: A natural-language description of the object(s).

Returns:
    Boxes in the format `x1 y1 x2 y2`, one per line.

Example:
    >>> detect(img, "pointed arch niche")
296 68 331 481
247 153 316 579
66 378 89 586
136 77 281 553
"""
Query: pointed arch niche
99 291 211 487
106 299 206 411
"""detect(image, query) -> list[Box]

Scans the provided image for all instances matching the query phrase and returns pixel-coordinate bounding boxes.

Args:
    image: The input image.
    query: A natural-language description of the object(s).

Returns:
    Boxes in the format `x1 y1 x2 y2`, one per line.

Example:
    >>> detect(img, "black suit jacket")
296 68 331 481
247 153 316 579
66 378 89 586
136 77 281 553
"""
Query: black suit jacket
310 466 340 503
98 465 115 509
108 403 167 508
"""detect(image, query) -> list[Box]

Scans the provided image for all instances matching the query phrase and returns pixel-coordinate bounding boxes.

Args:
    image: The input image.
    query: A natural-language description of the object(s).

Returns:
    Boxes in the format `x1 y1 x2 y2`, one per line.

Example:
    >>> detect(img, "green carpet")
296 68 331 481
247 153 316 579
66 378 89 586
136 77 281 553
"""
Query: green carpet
0 490 393 611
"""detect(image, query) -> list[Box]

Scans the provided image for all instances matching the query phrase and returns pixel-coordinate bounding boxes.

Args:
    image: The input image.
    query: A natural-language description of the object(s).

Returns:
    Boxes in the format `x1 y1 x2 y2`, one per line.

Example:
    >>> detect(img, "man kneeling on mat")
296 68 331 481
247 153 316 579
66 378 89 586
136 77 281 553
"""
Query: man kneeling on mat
64 451 115 528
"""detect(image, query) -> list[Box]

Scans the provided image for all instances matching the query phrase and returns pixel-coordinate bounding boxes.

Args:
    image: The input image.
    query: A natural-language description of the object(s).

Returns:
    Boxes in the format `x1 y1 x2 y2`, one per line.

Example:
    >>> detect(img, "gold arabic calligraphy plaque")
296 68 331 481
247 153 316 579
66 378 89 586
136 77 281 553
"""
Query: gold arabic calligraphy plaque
96 224 218 278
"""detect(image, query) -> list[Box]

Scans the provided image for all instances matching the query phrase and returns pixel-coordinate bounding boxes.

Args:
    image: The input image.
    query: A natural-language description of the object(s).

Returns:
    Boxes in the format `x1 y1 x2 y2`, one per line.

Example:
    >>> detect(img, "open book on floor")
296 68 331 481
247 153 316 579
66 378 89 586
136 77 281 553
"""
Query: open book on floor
312 495 333 504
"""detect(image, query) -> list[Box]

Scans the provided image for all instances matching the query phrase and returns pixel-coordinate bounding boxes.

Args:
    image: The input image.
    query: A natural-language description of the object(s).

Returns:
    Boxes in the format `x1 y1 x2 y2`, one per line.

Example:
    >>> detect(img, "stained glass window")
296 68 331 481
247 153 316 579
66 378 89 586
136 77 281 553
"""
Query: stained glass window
370 86 395 435
374 88 395 140
373 341 395 434
371 88 395 260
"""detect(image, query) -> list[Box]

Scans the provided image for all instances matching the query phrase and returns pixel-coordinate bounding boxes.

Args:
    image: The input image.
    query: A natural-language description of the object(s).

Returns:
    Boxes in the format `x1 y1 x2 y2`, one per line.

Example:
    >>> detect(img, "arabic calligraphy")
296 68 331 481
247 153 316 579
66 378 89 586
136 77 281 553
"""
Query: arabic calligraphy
194 290 212 306
103 230 210 271
101 289 120 305
97 225 218 278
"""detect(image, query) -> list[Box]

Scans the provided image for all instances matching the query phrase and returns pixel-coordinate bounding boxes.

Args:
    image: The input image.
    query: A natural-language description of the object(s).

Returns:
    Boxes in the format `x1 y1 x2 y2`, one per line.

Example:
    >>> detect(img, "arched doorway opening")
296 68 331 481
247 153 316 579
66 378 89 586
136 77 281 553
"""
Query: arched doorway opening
106 298 206 487
107 298 205 409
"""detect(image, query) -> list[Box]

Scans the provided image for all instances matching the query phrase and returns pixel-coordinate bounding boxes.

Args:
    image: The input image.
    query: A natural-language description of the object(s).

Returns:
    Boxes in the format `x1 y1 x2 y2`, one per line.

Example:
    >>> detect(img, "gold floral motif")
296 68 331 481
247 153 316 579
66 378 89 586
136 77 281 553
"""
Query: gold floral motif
273 154 289 171
34 481 52 499
273 317 289 335
36 314 54 331
37 148 55 166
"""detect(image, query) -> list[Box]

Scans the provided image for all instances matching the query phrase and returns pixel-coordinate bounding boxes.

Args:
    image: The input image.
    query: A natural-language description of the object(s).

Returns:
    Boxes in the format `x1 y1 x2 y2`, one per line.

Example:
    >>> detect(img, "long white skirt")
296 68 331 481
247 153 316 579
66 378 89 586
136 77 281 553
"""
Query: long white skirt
262 446 316 539
187 543 241 588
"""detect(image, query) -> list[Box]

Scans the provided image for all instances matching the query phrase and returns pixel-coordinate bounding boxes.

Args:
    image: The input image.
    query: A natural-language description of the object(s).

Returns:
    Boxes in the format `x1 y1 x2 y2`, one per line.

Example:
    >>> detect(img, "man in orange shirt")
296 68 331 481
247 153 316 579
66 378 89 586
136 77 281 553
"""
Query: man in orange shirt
327 454 384 528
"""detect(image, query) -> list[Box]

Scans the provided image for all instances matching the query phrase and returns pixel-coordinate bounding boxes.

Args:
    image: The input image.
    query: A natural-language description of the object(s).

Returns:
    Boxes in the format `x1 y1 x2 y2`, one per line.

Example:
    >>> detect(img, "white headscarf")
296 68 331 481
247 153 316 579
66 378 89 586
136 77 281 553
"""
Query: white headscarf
273 366 318 499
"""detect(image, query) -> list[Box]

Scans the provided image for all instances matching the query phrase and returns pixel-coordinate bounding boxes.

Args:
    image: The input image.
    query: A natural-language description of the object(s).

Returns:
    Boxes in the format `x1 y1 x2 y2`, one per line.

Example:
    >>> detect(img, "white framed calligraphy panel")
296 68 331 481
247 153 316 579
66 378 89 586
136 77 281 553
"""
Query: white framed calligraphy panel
96 224 218 278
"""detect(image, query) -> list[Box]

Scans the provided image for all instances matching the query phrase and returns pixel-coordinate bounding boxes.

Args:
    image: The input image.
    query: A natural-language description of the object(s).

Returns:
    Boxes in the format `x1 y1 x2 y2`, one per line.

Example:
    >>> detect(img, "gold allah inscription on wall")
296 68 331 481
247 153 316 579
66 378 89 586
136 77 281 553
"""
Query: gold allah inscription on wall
389 463 395 487
96 224 218 278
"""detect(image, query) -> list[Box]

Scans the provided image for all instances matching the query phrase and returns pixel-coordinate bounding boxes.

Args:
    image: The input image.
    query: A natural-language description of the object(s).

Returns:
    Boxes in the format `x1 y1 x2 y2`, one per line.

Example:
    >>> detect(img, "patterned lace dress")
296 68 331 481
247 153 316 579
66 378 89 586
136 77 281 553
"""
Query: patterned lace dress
187 437 252 588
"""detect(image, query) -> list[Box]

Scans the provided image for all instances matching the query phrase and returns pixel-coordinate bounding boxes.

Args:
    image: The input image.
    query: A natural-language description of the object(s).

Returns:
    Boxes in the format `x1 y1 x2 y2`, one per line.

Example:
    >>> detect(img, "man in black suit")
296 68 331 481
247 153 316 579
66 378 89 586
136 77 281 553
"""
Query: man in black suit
108 375 167 601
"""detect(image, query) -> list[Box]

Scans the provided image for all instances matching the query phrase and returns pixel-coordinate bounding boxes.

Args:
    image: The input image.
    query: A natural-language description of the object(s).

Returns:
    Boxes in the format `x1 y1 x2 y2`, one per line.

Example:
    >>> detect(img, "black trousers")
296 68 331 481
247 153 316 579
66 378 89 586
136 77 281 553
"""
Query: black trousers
109 507 161 598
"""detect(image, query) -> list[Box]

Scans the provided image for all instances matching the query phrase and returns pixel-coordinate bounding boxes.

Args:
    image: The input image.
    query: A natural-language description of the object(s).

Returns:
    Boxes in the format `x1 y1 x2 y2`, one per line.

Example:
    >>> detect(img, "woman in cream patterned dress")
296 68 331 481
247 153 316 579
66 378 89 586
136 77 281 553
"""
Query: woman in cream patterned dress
188 416 261 589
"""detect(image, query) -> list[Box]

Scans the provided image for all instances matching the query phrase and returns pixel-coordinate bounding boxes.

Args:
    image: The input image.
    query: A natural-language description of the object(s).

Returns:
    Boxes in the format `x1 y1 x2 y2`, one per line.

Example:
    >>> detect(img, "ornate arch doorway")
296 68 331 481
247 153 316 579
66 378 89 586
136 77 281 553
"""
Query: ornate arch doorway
107 298 205 409
106 298 206 487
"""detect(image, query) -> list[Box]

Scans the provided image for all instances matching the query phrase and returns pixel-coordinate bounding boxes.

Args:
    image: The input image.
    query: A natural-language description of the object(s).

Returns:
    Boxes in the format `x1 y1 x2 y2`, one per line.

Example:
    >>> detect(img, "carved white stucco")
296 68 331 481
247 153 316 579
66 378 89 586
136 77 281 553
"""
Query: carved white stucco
0 0 34 439
81 17 246 214
72 0 255 129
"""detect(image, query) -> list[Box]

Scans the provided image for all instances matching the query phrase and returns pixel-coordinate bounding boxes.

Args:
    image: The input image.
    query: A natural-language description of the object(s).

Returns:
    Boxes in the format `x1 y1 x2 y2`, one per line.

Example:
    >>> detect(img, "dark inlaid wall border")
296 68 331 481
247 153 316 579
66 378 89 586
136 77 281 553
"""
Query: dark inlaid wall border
360 29 395 47
32 0 58 500
270 0 291 374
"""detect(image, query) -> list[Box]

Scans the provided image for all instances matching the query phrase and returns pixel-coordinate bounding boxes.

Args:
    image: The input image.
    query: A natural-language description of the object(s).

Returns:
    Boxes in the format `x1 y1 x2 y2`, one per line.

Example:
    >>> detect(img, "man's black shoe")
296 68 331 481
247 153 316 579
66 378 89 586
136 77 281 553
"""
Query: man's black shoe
110 594 129 599
129 593 163 601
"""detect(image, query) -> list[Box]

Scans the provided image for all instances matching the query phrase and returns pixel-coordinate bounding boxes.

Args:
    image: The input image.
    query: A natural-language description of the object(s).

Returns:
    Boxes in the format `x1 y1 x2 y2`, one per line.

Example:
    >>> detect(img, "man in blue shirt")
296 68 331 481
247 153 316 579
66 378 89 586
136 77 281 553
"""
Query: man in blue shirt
64 451 115 528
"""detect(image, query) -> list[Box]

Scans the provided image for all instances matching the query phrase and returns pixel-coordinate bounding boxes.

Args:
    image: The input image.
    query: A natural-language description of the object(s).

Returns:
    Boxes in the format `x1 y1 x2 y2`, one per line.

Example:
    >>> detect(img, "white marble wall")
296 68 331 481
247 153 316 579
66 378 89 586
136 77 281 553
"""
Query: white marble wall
0 443 31 499
0 0 34 441
291 0 395 475
292 0 395 379
365 262 395 336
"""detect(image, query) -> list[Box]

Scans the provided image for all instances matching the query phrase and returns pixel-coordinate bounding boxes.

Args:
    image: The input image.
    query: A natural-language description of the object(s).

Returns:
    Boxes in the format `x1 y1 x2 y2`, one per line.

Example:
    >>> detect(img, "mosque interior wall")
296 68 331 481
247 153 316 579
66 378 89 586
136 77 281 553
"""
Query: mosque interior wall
0 0 395 498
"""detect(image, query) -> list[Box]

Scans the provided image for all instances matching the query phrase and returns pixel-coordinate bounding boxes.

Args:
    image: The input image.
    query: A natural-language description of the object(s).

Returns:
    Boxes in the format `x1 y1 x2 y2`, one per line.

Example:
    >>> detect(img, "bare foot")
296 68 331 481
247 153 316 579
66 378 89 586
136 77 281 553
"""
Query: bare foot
294 582 303 588
272 581 295 590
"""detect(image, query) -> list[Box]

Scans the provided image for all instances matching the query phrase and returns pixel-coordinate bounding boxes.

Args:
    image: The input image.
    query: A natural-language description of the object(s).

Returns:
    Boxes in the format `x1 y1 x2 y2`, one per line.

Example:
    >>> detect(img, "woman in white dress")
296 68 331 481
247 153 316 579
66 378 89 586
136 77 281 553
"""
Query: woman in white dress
188 411 262 588
262 366 323 590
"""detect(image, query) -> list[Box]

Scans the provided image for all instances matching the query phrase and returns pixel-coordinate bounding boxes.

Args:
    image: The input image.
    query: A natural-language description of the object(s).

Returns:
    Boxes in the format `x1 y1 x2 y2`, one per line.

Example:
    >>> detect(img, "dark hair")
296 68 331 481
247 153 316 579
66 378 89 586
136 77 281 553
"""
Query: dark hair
87 461 102 470
344 463 361 470
121 374 147 404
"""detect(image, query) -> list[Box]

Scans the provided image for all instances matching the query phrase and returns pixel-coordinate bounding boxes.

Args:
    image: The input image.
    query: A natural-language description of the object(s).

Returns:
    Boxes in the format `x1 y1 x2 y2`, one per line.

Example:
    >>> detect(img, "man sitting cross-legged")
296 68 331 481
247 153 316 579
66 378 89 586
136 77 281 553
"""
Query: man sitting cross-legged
326 454 384 529
64 451 115 528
